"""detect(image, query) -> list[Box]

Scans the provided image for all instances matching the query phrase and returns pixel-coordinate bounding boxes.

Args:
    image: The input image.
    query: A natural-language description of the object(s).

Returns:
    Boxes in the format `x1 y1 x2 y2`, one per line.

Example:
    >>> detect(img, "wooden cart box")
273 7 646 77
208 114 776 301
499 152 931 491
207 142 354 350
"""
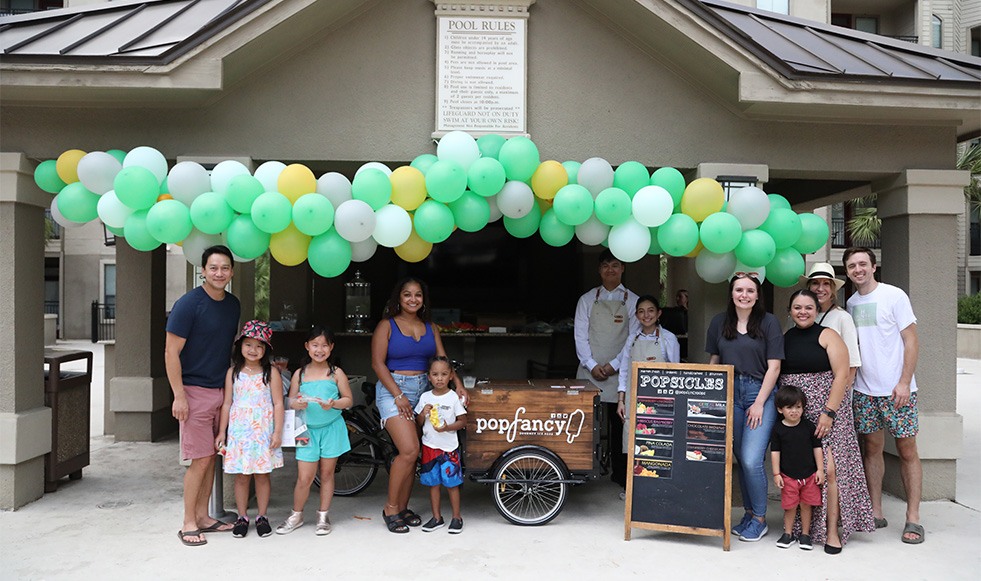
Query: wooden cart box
465 380 599 472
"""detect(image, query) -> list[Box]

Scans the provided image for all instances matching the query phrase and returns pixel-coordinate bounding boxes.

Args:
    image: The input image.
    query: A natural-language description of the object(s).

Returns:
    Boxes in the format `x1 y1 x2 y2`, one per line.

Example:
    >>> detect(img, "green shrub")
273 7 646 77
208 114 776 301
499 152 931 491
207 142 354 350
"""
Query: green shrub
958 293 981 324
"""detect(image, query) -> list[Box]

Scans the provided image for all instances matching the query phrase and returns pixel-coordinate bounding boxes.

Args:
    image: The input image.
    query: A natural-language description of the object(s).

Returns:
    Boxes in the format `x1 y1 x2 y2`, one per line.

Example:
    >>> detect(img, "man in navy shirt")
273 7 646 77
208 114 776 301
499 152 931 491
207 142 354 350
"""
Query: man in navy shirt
166 245 241 546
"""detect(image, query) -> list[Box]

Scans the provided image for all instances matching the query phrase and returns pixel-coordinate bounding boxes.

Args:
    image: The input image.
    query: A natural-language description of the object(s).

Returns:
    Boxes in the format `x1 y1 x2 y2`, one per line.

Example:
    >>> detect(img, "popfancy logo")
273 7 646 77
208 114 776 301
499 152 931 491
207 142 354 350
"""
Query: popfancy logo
474 407 585 444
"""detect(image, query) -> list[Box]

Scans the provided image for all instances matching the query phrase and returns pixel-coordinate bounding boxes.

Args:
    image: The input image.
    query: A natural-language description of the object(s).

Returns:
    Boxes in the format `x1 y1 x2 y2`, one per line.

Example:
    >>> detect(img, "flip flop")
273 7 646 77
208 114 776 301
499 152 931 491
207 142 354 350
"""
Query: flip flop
874 517 888 529
902 522 925 544
178 529 206 546
200 520 234 533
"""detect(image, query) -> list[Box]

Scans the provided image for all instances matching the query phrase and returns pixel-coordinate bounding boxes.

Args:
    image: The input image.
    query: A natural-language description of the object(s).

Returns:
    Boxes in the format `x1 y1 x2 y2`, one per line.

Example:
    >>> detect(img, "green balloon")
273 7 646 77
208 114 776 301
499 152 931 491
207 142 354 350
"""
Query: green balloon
160 177 169 194
414 200 455 243
759 208 802 249
114 166 160 210
767 193 791 211
613 161 650 197
449 191 490 233
476 134 506 160
767 247 806 287
35 160 67 194
106 224 125 237
552 184 593 226
793 213 831 254
651 167 686 208
699 212 743 254
539 209 575 247
250 191 292 234
657 214 699 256
594 187 632 226
352 168 393 210
225 175 265 214
648 227 663 255
467 157 507 197
292 193 334 236
225 214 270 260
123 210 162 251
410 154 439 175
503 202 541 238
498 136 540 182
190 191 235 235
734 229 777 267
106 149 127 164
55 182 100 223
425 160 467 204
562 161 581 186
307 228 352 278
146 199 193 243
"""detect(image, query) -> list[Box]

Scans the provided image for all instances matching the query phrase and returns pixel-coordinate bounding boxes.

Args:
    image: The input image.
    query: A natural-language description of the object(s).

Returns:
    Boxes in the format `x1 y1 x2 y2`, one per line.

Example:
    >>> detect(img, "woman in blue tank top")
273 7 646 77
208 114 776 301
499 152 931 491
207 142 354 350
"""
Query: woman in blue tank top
371 277 466 533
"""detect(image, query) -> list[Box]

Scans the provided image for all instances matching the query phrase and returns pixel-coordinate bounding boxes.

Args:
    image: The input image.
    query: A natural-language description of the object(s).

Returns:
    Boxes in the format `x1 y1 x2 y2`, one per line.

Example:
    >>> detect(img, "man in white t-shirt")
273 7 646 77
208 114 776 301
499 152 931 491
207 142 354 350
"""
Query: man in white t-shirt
844 247 924 545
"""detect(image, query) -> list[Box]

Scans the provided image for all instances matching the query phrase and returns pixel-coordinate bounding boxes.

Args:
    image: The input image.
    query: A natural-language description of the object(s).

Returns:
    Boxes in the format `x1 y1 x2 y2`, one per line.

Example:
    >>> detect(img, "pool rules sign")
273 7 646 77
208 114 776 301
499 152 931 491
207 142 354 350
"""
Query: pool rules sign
624 362 734 550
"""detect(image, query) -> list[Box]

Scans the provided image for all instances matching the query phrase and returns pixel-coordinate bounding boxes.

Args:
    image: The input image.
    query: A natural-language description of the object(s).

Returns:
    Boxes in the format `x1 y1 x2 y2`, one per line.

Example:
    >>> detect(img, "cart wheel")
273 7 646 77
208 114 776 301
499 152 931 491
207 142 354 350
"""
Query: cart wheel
318 420 379 496
492 450 568 525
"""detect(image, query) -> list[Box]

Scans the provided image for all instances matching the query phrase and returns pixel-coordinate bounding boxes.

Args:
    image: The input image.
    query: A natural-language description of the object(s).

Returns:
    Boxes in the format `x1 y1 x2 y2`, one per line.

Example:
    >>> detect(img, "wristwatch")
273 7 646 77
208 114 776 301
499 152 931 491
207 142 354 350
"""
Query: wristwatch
821 407 837 420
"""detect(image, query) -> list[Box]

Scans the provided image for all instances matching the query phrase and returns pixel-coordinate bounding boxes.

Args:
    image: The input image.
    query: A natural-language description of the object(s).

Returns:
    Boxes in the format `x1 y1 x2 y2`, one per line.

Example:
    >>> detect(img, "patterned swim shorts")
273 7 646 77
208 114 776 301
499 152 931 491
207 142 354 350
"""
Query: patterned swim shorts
853 391 918 438
420 445 463 488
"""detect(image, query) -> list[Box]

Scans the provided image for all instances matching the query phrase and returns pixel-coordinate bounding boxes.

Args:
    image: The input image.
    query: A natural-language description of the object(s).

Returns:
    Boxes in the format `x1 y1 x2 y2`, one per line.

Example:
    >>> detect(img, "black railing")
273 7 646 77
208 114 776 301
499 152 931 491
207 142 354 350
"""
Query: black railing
886 35 918 44
831 218 846 248
972 222 980 256
90 301 115 342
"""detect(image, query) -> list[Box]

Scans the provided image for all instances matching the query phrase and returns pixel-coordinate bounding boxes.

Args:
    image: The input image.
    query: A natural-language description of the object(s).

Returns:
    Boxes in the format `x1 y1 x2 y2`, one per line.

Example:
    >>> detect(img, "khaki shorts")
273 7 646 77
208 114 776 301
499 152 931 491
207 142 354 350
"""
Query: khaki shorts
180 385 224 461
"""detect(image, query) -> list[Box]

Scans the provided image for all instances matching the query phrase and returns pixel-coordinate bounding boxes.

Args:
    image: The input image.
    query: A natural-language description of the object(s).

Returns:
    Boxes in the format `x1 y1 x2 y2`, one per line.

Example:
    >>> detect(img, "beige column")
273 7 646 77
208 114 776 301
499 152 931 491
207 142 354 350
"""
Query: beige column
874 168 968 501
0 153 52 509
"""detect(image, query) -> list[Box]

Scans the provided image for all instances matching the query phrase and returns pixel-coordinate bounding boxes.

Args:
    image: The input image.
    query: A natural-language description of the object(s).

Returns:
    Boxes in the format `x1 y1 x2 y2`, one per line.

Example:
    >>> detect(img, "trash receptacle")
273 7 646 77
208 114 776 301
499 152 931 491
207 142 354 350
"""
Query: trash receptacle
43 349 92 492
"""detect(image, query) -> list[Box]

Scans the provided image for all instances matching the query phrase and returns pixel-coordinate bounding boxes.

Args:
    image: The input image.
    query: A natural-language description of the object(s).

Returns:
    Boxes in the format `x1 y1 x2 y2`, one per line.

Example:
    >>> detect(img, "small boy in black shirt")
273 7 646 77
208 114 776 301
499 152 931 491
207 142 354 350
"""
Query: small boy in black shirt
770 385 824 550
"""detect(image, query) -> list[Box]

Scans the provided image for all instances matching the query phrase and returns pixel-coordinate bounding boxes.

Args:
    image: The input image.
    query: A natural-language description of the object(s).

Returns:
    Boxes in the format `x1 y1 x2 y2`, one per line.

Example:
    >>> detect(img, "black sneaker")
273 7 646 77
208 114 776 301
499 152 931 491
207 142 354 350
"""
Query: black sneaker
421 517 445 532
448 517 463 534
232 516 249 538
798 534 813 550
255 515 272 538
775 533 796 548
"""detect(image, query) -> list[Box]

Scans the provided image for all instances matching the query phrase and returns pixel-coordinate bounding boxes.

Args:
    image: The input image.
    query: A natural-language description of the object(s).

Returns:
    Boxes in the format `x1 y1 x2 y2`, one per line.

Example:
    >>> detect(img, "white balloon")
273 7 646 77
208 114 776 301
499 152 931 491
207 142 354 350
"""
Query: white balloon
77 151 122 195
317 172 353 209
254 161 286 193
496 180 535 219
727 186 771 231
608 217 650 263
334 200 376 243
49 197 85 228
167 161 211 206
486 195 503 223
182 229 224 267
577 157 614 197
97 190 135 229
695 250 738 284
436 131 481 171
210 160 250 195
372 204 412 247
631 185 674 227
356 162 392 177
351 238 378 262
731 260 767 284
123 146 168 184
575 215 610 246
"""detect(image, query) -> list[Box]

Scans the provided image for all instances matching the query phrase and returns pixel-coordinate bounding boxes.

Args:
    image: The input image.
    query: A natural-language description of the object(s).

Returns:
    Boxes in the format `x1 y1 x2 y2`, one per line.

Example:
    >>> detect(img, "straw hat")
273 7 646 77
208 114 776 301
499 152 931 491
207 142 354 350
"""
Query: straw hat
799 262 845 292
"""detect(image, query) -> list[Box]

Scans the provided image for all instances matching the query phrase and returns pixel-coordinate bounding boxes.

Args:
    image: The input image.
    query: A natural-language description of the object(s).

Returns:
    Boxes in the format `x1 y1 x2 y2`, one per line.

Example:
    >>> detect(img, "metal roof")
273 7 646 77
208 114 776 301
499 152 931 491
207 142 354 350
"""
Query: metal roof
690 0 981 86
0 0 270 64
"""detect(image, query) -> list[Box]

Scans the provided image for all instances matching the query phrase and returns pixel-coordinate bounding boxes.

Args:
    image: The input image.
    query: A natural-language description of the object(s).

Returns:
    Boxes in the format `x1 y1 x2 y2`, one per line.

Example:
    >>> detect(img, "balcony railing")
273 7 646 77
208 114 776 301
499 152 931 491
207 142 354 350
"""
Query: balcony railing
830 217 880 249
971 222 980 256
885 35 918 44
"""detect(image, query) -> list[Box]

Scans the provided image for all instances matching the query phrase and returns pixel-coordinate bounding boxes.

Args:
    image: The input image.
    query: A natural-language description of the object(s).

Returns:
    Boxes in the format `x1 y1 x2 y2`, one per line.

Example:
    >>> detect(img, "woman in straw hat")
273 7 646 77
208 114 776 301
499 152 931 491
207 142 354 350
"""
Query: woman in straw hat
800 263 861 386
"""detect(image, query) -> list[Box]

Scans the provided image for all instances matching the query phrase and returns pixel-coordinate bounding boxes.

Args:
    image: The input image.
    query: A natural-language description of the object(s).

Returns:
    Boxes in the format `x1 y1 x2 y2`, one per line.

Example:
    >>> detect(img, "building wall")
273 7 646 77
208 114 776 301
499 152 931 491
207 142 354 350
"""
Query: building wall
60 221 112 339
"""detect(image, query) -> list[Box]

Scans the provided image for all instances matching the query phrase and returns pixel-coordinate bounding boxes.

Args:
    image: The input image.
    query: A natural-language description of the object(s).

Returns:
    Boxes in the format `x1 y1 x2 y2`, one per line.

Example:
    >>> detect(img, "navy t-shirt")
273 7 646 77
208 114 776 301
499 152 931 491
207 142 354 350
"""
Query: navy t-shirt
166 286 240 388
705 312 784 379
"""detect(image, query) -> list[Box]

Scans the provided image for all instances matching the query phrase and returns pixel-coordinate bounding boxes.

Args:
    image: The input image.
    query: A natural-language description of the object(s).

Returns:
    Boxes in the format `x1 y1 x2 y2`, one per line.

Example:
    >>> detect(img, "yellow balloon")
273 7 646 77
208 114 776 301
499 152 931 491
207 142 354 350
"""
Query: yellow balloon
269 223 311 266
686 240 704 258
56 149 87 184
531 160 568 201
277 163 317 204
390 166 427 211
539 197 554 211
395 229 433 263
681 178 724 222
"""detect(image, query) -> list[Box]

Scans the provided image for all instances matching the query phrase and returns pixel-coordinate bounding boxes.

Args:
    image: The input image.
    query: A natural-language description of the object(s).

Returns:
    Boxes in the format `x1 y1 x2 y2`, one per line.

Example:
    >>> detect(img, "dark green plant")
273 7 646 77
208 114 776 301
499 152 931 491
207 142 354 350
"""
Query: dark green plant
958 293 981 324
254 252 270 321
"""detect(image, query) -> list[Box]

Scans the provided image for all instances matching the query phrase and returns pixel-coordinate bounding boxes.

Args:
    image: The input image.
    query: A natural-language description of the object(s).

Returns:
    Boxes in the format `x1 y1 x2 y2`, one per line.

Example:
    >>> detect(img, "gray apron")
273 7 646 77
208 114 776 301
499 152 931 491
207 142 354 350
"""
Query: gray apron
622 330 666 453
576 288 629 404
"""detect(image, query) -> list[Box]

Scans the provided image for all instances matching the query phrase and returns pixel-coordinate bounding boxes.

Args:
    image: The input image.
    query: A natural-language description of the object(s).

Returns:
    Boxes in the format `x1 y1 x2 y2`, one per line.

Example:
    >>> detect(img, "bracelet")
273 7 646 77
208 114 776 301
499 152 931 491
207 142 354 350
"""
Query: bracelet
821 407 837 420
394 392 405 401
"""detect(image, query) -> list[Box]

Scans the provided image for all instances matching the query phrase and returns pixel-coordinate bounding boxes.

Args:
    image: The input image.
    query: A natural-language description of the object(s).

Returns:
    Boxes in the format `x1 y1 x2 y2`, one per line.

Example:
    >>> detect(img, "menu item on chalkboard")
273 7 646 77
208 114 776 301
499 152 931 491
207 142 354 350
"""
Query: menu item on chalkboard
687 399 727 419
634 437 673 460
636 396 674 416
686 420 727 442
636 417 674 438
686 443 726 463
634 458 672 479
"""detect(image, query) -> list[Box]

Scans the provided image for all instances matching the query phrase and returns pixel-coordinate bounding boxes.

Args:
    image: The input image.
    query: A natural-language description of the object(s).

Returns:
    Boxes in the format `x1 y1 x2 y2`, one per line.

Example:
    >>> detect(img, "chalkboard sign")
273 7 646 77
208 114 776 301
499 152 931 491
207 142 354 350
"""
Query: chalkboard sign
623 362 734 550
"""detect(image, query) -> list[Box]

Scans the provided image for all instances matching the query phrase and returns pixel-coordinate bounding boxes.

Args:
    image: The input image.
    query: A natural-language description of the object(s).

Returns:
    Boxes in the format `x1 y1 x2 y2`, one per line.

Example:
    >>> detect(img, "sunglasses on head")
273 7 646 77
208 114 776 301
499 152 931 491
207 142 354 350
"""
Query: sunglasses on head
732 271 759 280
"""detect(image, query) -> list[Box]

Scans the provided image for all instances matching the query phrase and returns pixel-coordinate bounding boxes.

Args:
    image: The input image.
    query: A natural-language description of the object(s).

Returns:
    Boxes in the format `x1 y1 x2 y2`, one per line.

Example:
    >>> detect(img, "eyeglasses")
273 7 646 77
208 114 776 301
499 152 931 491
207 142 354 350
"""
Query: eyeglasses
732 271 759 280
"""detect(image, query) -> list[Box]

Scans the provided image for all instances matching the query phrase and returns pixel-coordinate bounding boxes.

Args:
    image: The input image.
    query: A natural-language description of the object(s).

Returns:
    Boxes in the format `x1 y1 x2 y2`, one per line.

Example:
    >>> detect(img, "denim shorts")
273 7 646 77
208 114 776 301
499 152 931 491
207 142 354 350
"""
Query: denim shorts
376 373 430 426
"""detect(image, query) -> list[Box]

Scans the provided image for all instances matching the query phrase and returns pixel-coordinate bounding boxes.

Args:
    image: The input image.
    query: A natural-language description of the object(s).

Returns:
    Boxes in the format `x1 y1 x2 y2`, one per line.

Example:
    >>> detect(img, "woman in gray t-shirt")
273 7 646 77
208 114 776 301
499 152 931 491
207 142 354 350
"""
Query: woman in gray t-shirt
706 273 784 543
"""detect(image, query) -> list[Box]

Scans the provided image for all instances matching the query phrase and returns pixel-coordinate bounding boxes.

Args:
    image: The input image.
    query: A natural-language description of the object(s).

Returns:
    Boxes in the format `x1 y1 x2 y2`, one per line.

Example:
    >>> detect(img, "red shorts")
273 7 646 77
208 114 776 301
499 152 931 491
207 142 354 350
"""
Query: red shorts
180 385 224 461
780 472 821 509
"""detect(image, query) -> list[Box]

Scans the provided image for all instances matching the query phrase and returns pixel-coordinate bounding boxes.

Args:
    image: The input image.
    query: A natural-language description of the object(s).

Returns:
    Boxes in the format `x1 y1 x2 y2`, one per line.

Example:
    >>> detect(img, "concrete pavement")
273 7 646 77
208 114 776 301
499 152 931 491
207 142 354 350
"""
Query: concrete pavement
2 343 978 580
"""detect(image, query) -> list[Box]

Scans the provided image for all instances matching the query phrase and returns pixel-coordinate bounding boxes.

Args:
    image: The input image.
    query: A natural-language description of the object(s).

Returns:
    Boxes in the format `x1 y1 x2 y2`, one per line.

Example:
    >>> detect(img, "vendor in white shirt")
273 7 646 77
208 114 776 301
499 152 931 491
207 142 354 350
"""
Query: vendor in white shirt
574 249 640 490
615 294 681 422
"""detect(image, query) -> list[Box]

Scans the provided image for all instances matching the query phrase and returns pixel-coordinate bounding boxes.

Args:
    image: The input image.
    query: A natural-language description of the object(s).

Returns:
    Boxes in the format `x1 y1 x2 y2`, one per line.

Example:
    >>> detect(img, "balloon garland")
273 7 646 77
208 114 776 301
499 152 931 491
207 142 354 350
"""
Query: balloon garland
36 132 829 285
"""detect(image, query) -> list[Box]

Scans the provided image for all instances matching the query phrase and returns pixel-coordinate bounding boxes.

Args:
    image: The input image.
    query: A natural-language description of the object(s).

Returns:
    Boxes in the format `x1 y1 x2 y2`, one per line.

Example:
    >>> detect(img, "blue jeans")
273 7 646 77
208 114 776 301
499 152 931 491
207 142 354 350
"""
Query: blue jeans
375 373 430 425
732 374 777 517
